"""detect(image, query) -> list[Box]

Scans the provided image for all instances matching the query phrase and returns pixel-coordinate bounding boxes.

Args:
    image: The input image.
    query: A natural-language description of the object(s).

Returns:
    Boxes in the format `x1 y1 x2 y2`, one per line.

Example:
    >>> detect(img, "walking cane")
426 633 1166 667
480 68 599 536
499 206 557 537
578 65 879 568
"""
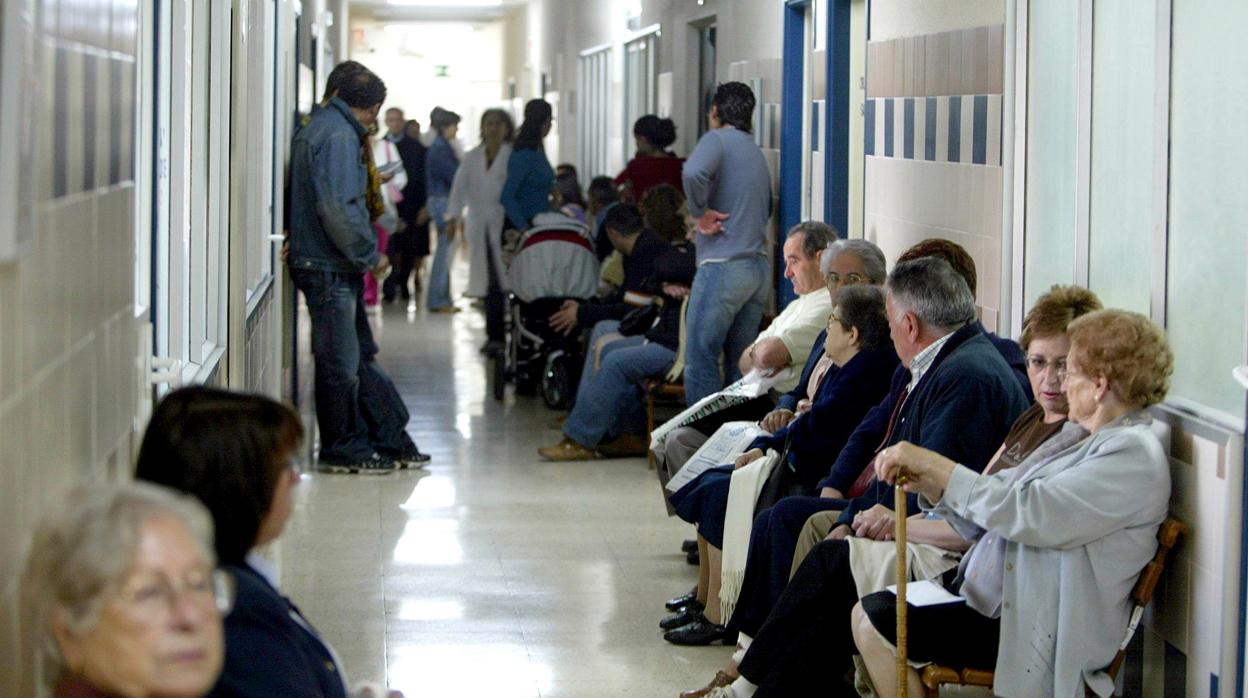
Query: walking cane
895 470 909 697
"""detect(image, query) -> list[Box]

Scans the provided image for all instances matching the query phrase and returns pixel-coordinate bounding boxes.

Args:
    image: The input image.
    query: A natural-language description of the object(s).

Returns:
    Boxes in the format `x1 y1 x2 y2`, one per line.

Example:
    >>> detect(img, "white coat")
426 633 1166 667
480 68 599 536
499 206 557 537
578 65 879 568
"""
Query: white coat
372 138 407 234
447 142 512 296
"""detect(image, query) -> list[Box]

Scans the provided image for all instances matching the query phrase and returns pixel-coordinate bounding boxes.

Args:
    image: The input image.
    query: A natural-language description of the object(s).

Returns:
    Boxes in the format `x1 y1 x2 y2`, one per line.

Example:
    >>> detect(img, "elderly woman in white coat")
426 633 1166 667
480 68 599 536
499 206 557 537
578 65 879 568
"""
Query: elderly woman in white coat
446 108 514 350
859 308 1174 698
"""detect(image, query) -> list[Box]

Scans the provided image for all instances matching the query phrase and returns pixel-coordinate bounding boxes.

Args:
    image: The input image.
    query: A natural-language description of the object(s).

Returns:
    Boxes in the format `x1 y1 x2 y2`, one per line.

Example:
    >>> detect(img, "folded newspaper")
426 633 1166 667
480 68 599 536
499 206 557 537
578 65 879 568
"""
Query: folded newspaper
664 421 768 494
649 367 794 452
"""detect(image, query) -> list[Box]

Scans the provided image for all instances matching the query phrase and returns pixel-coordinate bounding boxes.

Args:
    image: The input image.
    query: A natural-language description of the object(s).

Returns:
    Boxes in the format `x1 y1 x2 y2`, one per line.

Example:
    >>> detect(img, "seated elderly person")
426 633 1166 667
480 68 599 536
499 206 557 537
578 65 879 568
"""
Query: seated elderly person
655 236 887 486
538 235 697 461
663 284 898 644
135 386 398 697
669 256 1032 650
856 308 1173 698
681 285 1100 698
21 483 226 698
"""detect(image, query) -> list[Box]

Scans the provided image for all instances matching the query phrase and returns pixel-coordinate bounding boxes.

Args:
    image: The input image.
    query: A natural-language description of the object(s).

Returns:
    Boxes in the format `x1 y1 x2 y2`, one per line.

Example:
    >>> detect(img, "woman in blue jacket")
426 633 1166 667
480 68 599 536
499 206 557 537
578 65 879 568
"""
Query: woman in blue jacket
135 387 394 697
426 109 462 312
500 99 556 232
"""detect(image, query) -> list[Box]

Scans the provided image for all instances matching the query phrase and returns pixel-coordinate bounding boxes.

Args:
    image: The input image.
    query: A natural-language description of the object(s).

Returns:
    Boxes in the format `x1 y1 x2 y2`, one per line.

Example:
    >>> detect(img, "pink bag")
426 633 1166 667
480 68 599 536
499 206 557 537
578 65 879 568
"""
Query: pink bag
364 223 390 307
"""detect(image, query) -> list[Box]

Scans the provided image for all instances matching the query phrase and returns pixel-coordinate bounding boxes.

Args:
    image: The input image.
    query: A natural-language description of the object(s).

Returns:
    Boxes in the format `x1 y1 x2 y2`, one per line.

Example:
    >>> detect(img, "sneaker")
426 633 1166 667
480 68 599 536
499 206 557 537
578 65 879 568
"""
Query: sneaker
388 450 432 470
318 453 396 475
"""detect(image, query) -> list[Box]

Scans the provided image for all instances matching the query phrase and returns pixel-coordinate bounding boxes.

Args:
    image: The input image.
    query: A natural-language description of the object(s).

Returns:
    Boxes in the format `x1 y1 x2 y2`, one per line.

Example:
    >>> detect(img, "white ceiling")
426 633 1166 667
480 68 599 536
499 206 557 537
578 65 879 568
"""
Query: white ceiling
348 0 529 23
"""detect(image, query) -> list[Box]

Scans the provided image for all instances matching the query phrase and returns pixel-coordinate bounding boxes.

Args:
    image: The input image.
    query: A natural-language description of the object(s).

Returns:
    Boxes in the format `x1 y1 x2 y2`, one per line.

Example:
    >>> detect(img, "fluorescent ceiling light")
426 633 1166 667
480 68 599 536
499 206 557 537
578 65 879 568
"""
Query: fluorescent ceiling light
387 0 502 6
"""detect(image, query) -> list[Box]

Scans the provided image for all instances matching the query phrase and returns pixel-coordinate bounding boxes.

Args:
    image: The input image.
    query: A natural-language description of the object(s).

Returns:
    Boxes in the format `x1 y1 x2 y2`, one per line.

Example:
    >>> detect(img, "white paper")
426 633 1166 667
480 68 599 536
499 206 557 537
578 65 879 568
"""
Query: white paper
885 579 964 607
664 421 768 494
648 368 794 450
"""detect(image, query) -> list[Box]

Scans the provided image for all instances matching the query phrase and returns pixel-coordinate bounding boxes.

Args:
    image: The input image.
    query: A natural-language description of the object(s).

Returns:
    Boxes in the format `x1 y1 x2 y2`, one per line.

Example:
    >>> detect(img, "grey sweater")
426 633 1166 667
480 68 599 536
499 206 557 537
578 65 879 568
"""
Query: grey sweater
681 126 772 264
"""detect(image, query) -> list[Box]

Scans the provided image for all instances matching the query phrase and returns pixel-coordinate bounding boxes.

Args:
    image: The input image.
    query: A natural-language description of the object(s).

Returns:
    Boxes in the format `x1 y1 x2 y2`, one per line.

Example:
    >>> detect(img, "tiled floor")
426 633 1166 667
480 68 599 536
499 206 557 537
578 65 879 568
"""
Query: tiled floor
277 270 726 697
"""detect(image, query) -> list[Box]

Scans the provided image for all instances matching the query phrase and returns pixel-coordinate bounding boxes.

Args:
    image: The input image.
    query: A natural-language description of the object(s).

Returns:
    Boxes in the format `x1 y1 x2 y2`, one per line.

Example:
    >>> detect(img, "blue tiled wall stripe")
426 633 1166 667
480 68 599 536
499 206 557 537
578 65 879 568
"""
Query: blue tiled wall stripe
811 101 820 152
110 59 123 185
54 47 69 198
924 96 937 161
903 97 914 159
83 54 98 193
947 96 961 163
864 99 875 156
866 95 1000 167
883 98 894 158
972 95 988 165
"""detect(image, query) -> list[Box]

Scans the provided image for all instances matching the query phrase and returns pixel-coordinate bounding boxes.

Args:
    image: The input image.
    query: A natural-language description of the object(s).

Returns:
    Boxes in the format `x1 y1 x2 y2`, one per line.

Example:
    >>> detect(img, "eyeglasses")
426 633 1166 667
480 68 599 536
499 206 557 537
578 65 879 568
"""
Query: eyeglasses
1026 356 1067 375
118 568 235 625
826 272 866 287
827 311 847 330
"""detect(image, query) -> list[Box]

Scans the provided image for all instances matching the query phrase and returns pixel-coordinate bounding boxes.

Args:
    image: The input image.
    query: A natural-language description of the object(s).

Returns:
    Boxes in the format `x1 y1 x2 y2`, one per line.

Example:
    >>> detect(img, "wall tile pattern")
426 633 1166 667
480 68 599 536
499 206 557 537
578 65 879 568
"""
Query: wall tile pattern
867 24 1003 98
865 94 1002 166
0 1 140 692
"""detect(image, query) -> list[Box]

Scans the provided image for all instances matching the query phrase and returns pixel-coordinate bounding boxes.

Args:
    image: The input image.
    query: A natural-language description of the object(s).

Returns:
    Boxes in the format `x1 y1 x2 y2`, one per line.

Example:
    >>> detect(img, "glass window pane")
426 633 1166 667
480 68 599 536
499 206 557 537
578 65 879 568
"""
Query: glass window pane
1166 0 1248 421
1023 0 1079 308
1087 0 1153 315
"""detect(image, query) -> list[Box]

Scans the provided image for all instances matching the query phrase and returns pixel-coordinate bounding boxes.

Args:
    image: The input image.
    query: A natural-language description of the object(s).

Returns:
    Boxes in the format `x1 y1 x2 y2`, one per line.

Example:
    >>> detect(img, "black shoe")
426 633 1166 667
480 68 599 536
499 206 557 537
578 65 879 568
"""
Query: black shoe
663 616 731 646
686 549 700 566
480 340 504 357
318 453 395 475
386 450 431 470
665 589 700 612
681 539 698 554
661 606 703 630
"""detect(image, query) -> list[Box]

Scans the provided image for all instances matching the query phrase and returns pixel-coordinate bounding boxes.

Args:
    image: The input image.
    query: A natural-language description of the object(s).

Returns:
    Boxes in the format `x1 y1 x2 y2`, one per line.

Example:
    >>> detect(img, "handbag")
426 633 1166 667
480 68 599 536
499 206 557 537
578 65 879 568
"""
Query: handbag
618 299 662 336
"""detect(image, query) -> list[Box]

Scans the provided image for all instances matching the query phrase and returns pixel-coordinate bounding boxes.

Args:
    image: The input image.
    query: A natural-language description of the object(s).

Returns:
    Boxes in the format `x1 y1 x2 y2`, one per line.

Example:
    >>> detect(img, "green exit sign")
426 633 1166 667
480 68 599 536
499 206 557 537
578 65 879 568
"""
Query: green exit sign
435 65 450 77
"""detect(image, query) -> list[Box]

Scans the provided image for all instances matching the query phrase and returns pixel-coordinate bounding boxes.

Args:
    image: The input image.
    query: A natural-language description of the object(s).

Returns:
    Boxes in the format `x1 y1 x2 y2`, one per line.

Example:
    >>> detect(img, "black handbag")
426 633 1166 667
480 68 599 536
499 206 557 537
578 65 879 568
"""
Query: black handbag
618 300 662 336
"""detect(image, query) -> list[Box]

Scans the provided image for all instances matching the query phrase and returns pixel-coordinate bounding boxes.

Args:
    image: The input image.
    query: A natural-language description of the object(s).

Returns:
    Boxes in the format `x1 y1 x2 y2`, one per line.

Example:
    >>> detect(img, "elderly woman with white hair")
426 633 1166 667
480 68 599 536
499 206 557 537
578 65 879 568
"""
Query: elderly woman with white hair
21 482 229 697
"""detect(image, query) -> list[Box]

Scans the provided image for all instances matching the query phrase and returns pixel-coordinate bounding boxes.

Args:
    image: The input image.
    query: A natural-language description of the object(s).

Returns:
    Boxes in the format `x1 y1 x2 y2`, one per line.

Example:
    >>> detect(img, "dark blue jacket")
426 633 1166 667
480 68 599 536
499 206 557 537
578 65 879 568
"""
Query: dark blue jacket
209 564 348 698
748 345 899 492
425 136 459 199
501 148 555 230
577 228 672 328
817 323 1031 527
288 97 379 273
982 321 1032 402
775 331 830 413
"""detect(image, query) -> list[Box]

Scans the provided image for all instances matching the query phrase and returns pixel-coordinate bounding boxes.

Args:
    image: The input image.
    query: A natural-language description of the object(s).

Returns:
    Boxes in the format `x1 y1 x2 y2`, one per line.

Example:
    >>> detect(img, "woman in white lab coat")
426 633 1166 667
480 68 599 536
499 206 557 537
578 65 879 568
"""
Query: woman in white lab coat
446 108 514 348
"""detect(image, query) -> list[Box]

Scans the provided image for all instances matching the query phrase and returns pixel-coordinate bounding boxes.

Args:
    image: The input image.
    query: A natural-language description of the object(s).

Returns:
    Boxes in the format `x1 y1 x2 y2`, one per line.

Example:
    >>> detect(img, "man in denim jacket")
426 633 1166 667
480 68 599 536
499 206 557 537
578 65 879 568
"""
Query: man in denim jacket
288 67 427 473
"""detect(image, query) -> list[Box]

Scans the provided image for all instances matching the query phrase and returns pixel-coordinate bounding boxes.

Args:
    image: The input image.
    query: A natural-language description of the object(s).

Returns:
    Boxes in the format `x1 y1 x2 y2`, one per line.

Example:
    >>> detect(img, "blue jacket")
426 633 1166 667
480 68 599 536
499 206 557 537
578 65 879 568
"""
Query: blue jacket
748 345 899 492
818 322 1031 527
288 98 378 273
775 331 829 413
209 564 348 698
425 136 459 199
501 147 555 230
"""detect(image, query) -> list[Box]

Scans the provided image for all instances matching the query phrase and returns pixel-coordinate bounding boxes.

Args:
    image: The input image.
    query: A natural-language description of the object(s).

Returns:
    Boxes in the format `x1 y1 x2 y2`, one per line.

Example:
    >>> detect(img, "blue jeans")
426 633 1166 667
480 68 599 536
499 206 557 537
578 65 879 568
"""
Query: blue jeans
563 340 676 449
426 196 456 309
573 320 645 410
291 269 417 462
683 255 770 403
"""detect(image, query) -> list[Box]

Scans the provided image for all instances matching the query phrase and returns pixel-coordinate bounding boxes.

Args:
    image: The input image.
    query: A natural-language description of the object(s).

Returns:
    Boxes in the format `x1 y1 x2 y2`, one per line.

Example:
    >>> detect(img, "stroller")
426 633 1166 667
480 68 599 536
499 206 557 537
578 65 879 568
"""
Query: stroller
495 212 600 404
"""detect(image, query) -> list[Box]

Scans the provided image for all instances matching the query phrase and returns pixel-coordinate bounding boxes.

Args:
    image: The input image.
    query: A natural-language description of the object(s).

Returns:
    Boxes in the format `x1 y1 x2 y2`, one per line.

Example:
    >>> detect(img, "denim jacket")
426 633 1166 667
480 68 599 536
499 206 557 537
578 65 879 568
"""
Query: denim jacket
288 97 380 273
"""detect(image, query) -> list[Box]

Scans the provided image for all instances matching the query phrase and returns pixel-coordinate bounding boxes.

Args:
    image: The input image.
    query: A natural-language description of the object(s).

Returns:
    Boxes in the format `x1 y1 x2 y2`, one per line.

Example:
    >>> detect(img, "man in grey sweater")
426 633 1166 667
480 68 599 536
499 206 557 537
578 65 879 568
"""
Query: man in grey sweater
681 81 774 403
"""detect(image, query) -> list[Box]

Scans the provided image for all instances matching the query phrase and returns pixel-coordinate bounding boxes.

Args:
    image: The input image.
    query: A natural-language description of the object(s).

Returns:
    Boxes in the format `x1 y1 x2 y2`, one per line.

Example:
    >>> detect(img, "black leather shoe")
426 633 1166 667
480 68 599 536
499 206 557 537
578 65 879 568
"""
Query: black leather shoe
664 616 731 646
665 589 700 612
660 606 703 630
681 539 698 554
686 549 700 566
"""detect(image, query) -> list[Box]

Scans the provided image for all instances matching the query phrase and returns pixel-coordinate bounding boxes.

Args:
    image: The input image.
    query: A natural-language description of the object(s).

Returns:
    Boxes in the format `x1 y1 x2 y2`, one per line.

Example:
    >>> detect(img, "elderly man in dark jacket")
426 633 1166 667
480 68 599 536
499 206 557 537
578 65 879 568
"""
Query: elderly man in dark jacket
288 68 427 473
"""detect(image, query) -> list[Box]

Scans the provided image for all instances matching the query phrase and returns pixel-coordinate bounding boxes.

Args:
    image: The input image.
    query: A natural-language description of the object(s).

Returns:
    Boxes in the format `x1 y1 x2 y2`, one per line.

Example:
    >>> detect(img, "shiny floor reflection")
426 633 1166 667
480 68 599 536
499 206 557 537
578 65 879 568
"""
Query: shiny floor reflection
279 263 724 697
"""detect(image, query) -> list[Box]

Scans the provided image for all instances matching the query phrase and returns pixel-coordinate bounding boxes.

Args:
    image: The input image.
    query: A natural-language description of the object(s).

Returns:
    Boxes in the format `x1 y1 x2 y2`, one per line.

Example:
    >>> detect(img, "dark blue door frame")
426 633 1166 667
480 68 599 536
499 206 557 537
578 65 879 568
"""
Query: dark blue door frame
779 0 851 308
1239 377 1248 697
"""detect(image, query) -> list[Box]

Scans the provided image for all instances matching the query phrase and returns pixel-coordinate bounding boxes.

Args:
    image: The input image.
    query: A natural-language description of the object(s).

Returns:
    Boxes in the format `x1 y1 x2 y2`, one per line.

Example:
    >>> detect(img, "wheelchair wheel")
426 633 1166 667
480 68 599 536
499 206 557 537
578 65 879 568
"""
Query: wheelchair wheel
541 350 578 410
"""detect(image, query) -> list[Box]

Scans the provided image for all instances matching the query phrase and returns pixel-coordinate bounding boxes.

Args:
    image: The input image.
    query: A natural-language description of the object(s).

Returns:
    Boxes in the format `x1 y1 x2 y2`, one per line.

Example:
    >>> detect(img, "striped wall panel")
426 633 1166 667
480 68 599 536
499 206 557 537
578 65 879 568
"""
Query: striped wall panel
867 24 1004 99
865 94 1002 167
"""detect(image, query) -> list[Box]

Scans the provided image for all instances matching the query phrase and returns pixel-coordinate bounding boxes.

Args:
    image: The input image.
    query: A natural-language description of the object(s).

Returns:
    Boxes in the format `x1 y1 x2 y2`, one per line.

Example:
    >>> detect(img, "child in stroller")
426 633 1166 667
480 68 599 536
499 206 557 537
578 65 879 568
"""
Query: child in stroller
495 211 600 402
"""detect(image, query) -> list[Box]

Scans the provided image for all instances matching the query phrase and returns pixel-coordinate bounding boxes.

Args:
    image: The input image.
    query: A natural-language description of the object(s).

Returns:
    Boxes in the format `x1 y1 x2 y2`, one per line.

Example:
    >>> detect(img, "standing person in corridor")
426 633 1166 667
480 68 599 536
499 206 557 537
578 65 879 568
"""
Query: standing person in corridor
287 68 429 474
681 82 773 403
425 109 463 313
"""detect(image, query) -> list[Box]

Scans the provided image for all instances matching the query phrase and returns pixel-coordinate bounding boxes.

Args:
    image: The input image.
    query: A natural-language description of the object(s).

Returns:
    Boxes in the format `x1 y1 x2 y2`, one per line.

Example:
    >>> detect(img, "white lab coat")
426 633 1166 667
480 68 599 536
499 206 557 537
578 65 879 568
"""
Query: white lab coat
447 142 512 296
372 138 407 234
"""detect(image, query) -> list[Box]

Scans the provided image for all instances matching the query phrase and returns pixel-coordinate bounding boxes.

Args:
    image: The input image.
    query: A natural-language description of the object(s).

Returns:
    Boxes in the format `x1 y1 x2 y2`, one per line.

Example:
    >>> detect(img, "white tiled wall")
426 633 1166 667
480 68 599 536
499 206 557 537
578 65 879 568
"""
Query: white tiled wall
863 156 1004 329
0 0 141 691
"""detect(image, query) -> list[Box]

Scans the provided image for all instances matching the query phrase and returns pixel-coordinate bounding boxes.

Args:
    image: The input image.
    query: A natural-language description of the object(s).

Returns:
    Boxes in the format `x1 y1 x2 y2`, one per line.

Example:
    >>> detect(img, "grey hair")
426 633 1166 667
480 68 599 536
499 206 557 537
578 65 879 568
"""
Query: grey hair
786 221 838 260
21 482 215 683
821 238 887 284
885 256 977 333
